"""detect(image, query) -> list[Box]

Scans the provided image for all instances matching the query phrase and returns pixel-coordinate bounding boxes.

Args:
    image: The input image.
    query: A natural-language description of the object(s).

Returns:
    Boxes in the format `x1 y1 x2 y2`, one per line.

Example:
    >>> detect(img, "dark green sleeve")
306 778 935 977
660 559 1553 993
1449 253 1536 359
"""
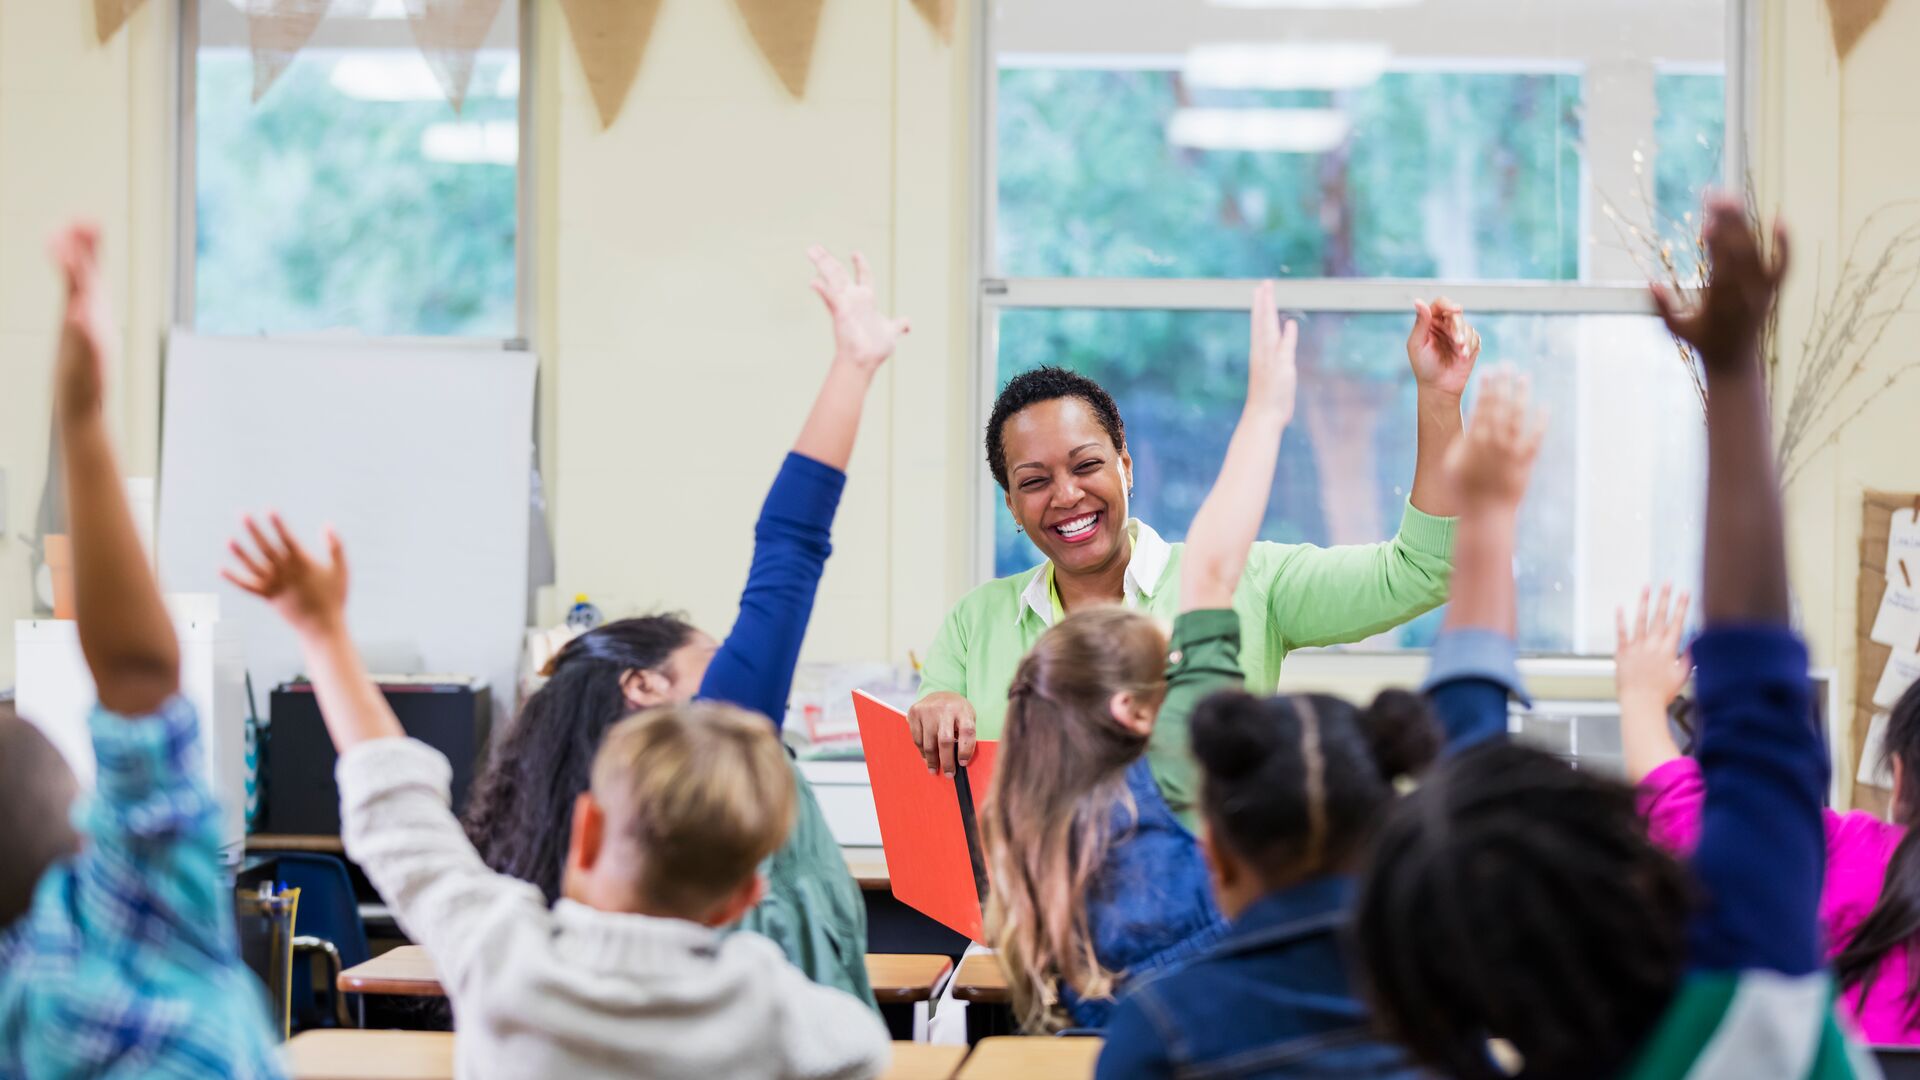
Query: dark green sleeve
1149 608 1245 833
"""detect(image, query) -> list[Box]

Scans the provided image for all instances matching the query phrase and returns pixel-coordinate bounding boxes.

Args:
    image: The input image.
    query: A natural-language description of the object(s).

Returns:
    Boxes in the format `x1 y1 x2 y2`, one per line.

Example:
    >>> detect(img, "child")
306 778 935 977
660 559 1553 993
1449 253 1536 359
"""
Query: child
223 527 890 1077
1354 199 1875 1079
0 224 284 1078
1094 360 1545 1079
459 246 908 1008
1626 586 1920 1044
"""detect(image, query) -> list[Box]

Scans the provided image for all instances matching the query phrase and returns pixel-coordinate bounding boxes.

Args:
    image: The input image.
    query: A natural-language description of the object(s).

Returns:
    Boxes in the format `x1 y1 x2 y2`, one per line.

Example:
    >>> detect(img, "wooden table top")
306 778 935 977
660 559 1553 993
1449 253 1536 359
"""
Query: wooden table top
285 1030 453 1080
866 953 953 1004
339 945 953 1005
952 953 1009 1004
882 1042 968 1080
250 834 892 891
955 1036 1103 1079
338 946 443 996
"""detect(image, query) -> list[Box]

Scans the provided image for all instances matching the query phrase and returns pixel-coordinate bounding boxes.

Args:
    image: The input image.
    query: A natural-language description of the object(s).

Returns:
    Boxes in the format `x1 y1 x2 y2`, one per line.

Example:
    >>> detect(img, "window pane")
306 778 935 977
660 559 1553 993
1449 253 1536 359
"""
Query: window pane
990 308 1705 654
1652 71 1728 259
194 6 519 337
991 0 1726 283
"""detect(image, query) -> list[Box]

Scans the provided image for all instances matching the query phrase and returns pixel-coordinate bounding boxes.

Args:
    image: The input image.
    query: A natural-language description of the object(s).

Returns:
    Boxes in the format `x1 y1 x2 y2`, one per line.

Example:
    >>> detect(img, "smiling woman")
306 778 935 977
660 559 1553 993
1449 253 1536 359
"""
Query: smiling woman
908 288 1477 772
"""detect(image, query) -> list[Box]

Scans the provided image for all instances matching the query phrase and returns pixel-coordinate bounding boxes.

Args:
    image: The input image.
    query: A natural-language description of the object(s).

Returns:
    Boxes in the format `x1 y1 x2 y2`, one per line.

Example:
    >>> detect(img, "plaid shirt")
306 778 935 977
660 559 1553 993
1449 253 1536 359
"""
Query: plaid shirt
0 697 284 1079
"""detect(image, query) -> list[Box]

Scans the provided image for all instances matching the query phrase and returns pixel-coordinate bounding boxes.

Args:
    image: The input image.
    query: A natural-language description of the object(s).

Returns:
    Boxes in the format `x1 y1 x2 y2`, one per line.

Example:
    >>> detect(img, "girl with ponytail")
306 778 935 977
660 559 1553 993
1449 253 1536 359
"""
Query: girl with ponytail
1629 589 1920 1044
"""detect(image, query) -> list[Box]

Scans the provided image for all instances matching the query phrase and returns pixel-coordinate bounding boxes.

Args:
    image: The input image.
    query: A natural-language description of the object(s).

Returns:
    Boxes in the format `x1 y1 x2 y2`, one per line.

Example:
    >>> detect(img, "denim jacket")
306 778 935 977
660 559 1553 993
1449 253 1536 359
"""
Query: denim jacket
1094 630 1530 1078
1064 756 1232 1030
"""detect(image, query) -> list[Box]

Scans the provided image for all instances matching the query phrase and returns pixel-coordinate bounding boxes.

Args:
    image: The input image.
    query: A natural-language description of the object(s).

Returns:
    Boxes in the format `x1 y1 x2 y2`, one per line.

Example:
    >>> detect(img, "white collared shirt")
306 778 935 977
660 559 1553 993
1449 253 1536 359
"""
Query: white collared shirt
1017 518 1173 628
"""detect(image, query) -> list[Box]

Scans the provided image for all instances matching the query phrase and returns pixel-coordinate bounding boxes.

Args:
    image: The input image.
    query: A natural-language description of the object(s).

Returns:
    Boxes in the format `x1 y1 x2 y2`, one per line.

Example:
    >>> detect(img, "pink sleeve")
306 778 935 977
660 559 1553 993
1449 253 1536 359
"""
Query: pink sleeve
1638 757 1707 854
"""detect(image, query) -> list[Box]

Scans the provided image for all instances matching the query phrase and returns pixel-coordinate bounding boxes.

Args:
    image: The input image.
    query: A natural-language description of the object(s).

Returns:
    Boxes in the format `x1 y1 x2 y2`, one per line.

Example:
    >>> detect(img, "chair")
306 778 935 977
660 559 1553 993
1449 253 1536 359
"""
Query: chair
276 853 371 1031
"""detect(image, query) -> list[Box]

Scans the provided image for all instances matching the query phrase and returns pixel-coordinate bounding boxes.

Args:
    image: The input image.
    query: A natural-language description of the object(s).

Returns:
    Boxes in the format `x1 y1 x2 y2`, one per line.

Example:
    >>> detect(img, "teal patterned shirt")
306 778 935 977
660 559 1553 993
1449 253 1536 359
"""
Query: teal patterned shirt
0 697 284 1079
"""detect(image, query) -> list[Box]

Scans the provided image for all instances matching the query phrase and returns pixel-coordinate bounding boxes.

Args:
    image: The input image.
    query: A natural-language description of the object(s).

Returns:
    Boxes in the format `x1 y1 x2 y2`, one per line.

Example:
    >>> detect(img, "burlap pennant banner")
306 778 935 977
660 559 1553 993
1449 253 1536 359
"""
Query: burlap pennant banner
403 0 507 113
735 0 827 99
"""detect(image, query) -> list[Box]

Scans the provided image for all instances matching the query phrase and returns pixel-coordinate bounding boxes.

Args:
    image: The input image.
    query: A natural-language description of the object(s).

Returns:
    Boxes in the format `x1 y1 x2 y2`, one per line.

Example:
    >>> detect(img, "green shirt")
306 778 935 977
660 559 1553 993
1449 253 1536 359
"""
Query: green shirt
918 502 1456 741
1149 608 1249 834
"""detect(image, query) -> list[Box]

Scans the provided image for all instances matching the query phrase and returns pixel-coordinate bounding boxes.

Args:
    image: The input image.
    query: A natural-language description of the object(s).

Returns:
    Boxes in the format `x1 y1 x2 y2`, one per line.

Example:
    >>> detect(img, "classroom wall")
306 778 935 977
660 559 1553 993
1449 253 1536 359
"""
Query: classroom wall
1758 1 1920 796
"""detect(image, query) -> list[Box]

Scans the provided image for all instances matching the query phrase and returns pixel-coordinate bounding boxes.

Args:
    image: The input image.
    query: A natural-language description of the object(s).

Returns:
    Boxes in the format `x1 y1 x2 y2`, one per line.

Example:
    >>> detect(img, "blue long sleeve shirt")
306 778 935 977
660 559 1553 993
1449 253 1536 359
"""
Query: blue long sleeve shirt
697 452 846 728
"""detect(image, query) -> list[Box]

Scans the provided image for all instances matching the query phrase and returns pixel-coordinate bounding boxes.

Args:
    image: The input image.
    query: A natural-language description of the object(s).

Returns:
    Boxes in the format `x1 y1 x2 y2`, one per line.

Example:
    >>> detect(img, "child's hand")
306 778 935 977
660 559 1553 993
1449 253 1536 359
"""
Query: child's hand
809 245 911 375
1247 280 1298 424
1616 584 1692 712
222 514 350 639
1407 296 1481 399
1650 194 1788 369
1443 369 1546 512
49 222 112 423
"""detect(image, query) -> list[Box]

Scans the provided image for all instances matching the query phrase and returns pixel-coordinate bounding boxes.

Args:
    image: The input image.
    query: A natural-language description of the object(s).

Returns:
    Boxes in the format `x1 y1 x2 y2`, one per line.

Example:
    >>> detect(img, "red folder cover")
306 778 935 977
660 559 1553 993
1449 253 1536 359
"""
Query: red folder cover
853 690 998 943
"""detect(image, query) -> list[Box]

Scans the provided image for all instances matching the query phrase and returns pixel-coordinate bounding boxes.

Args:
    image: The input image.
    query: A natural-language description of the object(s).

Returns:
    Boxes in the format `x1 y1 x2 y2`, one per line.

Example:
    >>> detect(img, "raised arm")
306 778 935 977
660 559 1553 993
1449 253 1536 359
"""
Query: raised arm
51 224 179 717
222 514 403 750
1617 585 1691 781
1422 369 1544 753
1180 281 1296 612
1651 198 1822 977
1405 297 1479 519
697 247 908 725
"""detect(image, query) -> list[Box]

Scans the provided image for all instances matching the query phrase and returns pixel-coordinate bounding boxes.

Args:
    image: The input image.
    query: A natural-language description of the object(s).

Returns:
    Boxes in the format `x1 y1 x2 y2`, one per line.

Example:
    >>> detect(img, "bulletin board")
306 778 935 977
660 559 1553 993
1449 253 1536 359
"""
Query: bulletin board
1850 490 1920 814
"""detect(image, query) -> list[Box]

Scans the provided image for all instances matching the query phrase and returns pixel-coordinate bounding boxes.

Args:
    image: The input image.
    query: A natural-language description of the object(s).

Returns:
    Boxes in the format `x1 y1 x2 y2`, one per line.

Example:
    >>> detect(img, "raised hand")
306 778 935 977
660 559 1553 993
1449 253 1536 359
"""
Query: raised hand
1650 194 1788 370
49 222 112 423
1616 584 1692 714
1444 369 1546 512
1248 280 1299 424
809 246 911 375
222 513 351 639
1407 297 1481 398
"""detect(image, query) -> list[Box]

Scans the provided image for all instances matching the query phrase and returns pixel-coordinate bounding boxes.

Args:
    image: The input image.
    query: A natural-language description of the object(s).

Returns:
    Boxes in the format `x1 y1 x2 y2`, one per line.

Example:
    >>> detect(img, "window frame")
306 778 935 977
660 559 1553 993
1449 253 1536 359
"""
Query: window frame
967 0 1758 635
173 0 537 349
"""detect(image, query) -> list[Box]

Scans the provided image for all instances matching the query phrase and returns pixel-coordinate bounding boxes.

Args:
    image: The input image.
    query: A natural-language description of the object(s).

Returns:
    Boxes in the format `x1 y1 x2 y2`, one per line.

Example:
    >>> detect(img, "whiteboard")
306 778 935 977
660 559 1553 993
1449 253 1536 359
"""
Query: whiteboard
158 334 536 726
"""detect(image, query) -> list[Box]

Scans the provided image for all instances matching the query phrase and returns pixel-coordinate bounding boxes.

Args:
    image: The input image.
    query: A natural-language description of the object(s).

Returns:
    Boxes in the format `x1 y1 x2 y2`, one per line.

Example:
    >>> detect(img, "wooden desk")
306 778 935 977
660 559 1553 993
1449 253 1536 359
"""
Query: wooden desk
845 847 890 891
286 1030 453 1080
952 953 1009 1004
883 1042 968 1080
867 953 953 1004
342 945 952 1006
338 946 443 997
956 1036 1103 1079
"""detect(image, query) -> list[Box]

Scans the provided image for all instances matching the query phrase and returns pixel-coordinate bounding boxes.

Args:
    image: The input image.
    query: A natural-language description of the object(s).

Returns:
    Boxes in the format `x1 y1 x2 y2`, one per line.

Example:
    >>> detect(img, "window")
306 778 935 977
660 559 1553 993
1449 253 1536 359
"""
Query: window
979 0 1735 654
183 0 525 339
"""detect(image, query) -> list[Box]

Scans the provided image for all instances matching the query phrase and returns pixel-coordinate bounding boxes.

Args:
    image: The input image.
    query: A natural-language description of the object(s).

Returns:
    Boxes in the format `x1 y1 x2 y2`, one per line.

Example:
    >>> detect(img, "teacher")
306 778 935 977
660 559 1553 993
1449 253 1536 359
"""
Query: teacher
909 293 1483 773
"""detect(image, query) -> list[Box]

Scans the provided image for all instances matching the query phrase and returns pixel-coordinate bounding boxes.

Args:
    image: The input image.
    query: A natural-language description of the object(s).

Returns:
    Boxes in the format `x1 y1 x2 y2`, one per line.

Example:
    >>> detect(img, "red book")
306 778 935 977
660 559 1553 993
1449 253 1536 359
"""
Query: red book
853 690 998 943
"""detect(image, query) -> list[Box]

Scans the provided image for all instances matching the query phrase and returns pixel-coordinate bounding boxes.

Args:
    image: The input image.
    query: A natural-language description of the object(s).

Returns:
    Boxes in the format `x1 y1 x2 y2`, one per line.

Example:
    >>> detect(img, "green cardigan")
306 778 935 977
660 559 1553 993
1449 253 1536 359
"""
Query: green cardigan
918 503 1456 740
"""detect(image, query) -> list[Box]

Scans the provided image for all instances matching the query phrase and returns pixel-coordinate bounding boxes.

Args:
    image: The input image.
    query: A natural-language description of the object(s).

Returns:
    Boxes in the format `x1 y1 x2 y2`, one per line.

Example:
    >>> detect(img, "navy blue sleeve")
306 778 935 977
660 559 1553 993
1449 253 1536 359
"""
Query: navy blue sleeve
1095 993 1178 1080
696 452 846 729
1684 625 1824 975
1421 629 1530 755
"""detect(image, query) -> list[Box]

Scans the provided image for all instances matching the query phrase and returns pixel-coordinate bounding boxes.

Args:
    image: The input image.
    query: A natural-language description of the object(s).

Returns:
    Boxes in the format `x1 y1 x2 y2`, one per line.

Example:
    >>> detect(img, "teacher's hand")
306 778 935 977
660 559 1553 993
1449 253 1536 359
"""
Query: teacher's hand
908 691 976 776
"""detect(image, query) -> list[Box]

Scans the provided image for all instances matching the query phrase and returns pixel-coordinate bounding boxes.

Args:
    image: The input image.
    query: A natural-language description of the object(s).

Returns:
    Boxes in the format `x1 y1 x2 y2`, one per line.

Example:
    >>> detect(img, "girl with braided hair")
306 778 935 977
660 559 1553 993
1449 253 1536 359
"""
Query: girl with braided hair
1354 200 1874 1079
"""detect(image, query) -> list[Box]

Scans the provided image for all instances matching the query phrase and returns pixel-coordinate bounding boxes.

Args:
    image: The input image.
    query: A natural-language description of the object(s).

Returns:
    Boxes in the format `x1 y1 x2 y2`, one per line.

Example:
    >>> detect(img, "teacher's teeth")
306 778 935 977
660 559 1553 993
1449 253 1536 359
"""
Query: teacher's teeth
1055 514 1098 538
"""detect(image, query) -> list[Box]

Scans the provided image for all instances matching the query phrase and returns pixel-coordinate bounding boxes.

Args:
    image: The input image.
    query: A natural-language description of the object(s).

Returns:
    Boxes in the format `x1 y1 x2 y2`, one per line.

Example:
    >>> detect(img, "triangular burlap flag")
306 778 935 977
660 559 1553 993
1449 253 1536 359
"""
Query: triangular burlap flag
735 0 826 99
93 0 149 43
1827 0 1891 61
247 0 371 102
402 0 506 113
909 0 954 42
557 0 665 129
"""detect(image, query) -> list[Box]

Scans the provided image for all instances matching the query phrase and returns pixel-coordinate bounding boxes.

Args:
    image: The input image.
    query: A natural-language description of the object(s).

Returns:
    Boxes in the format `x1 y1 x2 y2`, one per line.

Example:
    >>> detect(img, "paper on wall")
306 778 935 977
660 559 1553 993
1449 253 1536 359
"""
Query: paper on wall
1874 641 1920 710
1859 710 1895 789
1886 508 1920 579
1871 585 1920 647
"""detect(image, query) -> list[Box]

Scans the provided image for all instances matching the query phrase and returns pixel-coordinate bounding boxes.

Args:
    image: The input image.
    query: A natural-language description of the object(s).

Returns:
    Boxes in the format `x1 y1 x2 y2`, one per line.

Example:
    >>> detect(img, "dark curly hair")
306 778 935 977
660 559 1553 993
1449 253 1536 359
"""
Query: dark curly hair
985 366 1126 491
462 614 700 902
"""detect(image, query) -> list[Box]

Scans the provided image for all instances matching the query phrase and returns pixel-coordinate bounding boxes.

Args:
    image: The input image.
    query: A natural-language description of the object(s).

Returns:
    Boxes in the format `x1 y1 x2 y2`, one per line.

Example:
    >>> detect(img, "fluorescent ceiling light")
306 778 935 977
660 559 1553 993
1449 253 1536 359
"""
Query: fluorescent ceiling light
1211 0 1421 8
1184 41 1390 90
224 0 409 17
421 120 517 164
1166 107 1350 152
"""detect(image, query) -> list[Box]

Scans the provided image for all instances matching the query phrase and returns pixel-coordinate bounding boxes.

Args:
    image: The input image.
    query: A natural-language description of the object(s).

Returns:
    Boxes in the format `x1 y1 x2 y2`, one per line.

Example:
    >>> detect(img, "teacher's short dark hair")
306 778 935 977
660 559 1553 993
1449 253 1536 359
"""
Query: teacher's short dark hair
986 367 1127 491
